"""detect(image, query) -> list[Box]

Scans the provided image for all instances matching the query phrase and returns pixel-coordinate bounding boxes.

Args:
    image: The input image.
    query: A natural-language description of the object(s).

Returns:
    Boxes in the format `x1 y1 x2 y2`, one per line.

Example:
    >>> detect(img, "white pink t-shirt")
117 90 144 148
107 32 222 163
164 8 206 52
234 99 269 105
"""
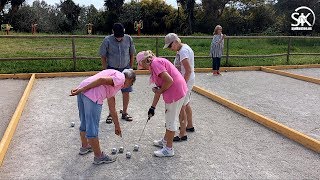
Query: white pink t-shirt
150 57 188 104
174 44 195 90
78 69 125 104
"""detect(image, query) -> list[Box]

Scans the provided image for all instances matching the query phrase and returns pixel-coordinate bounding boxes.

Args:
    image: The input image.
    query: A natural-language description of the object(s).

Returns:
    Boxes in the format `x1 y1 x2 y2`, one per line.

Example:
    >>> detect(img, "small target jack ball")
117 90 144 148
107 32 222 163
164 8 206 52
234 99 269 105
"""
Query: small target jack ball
126 152 131 158
133 145 139 151
119 147 124 153
111 148 117 154
70 122 75 127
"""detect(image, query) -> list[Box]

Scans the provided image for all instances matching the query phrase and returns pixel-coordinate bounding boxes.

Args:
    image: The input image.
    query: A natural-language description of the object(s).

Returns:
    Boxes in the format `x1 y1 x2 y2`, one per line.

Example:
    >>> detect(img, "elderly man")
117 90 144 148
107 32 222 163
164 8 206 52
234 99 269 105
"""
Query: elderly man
70 69 136 165
99 23 136 123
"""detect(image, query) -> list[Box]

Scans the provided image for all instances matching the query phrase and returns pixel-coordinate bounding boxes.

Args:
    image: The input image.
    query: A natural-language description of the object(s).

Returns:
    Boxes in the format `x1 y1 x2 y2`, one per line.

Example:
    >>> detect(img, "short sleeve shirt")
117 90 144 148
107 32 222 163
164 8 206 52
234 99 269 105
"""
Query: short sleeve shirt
99 34 136 68
174 44 195 89
78 69 125 104
150 57 188 103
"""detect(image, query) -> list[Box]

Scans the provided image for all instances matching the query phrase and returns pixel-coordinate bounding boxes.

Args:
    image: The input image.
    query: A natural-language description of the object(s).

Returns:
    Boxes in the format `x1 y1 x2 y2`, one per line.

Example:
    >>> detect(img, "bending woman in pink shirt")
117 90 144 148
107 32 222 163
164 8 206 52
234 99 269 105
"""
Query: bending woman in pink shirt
136 50 187 157
70 69 136 165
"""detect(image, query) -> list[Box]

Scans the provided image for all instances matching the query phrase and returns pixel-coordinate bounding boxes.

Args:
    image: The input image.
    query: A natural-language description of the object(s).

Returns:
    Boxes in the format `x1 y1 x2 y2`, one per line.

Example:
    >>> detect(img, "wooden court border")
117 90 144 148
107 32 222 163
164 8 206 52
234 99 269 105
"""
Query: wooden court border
261 67 320 85
0 74 36 166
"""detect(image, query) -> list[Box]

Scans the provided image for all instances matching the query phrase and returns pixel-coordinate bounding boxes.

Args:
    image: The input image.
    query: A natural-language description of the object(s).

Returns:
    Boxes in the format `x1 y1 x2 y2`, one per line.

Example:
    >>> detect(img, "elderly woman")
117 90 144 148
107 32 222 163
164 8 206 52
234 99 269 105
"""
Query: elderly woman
210 25 226 75
164 33 196 142
136 50 187 157
70 69 136 165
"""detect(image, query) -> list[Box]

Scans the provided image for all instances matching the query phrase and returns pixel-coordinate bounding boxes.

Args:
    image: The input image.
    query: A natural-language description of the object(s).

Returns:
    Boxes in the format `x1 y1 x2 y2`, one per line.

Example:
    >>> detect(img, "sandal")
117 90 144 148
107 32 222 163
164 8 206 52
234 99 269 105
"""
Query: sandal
186 127 195 132
173 135 187 142
106 114 112 124
179 127 195 132
121 113 133 121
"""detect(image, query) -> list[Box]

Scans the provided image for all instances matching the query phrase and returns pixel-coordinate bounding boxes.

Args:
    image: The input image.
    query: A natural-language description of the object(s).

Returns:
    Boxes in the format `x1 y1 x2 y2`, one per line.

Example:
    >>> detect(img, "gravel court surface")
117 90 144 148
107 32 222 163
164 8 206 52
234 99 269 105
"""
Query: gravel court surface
196 71 320 140
284 68 320 79
0 79 28 139
0 76 319 179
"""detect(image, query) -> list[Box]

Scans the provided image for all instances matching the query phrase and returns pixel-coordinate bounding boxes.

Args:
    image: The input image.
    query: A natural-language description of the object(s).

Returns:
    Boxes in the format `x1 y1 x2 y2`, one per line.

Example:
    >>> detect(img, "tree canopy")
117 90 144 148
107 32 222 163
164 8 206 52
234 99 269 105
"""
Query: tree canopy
1 0 319 35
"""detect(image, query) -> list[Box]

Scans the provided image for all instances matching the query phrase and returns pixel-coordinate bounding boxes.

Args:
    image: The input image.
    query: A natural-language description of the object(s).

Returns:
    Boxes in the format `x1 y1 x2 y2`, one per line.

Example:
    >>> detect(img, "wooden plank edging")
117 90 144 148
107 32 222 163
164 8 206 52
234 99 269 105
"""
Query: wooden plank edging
0 74 36 166
264 64 320 70
261 67 320 84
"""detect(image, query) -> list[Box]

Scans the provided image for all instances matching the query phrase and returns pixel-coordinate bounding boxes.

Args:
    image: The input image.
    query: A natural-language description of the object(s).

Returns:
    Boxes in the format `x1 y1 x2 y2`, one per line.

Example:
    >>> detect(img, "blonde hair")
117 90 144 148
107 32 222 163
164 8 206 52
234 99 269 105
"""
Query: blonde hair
214 25 223 35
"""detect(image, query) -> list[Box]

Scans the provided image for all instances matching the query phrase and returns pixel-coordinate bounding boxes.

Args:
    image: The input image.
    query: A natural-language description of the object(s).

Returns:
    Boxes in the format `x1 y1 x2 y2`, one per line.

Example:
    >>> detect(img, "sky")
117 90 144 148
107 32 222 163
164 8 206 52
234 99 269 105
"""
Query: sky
26 0 201 10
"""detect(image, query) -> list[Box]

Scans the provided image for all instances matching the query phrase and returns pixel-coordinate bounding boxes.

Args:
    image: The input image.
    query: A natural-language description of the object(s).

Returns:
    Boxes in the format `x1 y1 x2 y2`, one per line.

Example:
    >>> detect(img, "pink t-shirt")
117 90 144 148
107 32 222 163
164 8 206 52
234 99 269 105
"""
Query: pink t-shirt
150 57 188 103
78 69 125 104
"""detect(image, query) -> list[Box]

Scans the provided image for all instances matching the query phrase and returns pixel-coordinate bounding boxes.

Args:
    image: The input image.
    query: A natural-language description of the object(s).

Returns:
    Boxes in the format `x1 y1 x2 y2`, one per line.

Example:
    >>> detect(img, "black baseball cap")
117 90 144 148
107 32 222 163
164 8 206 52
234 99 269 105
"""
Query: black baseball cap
113 23 125 38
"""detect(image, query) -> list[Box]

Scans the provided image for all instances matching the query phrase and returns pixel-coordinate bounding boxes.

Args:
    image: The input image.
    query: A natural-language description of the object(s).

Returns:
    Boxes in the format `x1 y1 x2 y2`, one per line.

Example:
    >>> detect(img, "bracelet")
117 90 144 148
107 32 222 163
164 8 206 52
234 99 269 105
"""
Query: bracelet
150 106 156 109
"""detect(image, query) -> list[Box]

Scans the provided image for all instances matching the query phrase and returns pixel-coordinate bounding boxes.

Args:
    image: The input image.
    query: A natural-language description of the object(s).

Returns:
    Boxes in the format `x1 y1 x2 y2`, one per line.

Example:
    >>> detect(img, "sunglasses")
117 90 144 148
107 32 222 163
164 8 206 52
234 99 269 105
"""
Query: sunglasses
168 42 173 48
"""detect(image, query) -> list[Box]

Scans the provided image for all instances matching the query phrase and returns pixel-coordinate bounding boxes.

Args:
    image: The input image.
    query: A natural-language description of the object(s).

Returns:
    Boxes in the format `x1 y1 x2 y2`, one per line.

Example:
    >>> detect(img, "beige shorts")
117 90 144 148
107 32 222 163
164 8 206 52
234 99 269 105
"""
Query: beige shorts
184 79 194 106
165 97 185 131
183 89 192 106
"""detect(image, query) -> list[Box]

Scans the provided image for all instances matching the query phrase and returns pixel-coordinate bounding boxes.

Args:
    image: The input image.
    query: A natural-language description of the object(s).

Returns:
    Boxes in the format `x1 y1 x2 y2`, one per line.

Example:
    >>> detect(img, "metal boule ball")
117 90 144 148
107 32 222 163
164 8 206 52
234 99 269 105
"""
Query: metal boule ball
126 152 131 158
133 145 139 151
119 147 124 153
111 148 117 154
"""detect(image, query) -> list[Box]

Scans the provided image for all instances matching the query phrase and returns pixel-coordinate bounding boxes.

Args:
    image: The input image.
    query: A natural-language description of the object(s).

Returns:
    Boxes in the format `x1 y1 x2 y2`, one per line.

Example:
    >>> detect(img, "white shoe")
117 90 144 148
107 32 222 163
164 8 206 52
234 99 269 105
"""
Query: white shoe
154 147 174 157
153 138 166 147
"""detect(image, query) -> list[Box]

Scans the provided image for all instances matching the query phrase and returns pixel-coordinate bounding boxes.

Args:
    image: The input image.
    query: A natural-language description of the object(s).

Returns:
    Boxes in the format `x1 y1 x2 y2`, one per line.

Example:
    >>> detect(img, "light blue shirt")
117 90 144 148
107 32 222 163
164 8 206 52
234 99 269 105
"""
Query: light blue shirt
99 34 136 68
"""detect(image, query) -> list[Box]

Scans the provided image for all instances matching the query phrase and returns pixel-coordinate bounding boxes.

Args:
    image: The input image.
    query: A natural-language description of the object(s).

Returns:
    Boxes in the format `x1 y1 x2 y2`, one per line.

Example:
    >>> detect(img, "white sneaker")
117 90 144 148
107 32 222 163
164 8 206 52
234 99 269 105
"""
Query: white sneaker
153 138 166 147
154 147 174 157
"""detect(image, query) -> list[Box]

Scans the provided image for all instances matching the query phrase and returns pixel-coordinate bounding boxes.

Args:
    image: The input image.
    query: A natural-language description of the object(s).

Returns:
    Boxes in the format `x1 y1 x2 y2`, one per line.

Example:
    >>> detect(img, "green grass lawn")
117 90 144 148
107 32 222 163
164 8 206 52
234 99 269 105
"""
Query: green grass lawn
0 34 319 73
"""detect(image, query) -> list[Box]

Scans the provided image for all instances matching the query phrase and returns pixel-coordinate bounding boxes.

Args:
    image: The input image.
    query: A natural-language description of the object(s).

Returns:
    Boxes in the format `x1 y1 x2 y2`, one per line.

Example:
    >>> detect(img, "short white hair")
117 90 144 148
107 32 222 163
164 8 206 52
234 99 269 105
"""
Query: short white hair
122 69 136 82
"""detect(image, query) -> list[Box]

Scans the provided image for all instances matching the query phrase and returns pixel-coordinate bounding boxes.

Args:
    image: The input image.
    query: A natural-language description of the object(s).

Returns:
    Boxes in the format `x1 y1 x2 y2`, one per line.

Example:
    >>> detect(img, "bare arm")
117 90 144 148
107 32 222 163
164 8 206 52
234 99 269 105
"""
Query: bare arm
151 71 173 107
81 77 113 92
108 97 122 137
151 92 161 108
129 54 134 68
158 72 173 94
181 58 191 82
101 56 107 70
70 77 114 96
218 34 226 44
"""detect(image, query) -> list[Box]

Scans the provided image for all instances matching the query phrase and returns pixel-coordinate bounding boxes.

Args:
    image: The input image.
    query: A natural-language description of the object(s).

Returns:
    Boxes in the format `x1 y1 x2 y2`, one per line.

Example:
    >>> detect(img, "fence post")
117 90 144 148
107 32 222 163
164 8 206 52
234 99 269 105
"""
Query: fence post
226 38 230 66
287 37 291 64
156 37 159 57
72 37 77 71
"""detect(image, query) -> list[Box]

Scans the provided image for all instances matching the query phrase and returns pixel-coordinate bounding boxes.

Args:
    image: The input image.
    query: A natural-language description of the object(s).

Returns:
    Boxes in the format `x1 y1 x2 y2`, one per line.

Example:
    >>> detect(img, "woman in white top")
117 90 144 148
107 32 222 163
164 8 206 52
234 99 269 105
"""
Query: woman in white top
164 33 196 141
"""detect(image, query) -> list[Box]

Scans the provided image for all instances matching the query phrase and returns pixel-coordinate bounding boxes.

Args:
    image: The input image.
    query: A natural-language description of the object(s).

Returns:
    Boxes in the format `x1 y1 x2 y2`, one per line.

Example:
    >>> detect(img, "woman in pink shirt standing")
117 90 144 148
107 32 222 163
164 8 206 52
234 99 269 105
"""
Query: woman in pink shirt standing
136 50 187 157
70 69 136 165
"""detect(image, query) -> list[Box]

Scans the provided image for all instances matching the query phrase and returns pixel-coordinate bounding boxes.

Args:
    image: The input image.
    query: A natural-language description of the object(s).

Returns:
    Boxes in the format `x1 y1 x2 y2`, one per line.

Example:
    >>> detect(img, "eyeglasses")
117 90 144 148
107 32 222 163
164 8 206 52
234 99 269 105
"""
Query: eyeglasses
168 42 173 48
